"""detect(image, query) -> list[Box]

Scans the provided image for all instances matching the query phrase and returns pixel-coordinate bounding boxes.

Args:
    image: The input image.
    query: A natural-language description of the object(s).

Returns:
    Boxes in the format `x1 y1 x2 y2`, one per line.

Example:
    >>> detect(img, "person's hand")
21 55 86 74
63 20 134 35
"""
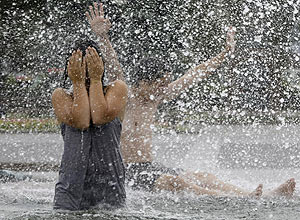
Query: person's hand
225 26 236 55
86 2 111 37
67 50 86 83
86 47 104 81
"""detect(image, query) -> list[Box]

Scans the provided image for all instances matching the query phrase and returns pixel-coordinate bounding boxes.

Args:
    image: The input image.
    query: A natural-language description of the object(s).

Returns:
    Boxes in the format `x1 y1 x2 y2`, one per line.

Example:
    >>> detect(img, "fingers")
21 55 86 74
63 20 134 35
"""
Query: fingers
85 48 92 67
67 52 74 74
85 47 92 64
68 50 84 68
67 50 85 81
89 5 95 19
94 2 100 17
85 47 103 80
86 11 92 23
68 51 75 65
68 50 79 71
106 16 111 26
100 3 105 17
87 47 101 63
86 47 104 73
82 57 86 75
75 49 83 64
82 56 86 67
86 2 103 21
86 47 98 69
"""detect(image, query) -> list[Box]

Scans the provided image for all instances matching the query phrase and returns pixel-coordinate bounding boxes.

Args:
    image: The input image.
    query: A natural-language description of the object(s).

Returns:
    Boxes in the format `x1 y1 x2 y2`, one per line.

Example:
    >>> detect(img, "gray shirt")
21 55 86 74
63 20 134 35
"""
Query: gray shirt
53 118 126 210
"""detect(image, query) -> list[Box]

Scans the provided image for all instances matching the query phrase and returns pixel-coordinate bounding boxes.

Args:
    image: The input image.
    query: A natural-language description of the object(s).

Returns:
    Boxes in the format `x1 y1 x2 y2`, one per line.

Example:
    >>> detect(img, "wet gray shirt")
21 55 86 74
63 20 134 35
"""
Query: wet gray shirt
53 118 126 210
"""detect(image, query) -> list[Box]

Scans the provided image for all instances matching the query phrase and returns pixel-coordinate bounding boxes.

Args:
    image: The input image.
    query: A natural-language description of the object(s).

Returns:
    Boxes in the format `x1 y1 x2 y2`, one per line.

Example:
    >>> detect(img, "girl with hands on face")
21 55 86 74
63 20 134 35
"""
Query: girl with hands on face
52 39 127 211
52 44 128 129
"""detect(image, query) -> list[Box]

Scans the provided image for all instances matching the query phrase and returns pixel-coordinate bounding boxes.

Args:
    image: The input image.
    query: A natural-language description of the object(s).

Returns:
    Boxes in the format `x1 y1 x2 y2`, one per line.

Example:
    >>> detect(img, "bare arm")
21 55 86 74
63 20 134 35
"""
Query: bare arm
163 27 236 101
86 47 128 125
51 50 90 129
86 2 124 82
90 80 128 124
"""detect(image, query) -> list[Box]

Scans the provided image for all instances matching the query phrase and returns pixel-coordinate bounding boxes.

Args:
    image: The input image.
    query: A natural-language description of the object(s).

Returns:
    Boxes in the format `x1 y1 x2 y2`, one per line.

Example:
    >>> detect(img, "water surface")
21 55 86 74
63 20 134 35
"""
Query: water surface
1 125 300 219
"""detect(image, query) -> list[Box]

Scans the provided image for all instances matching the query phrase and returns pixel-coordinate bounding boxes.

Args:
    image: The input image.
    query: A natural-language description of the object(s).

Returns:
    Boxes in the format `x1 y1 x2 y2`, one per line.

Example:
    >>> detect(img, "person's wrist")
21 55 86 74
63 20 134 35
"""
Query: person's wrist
72 80 86 87
224 45 230 52
90 78 102 84
90 75 102 83
98 33 109 41
222 48 230 56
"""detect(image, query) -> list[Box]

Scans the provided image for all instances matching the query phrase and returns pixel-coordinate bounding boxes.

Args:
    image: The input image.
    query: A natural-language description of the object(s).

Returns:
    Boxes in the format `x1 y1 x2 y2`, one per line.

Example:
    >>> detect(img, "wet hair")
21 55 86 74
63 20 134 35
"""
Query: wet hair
132 57 171 86
62 37 105 89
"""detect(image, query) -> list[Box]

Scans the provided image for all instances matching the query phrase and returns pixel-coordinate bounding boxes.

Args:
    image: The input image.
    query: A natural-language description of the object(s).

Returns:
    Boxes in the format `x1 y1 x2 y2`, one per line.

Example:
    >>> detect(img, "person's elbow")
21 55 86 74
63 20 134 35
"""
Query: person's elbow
92 109 118 125
113 80 128 93
51 88 64 106
93 80 128 125
72 112 91 130
106 108 121 121
71 112 91 130
74 121 90 130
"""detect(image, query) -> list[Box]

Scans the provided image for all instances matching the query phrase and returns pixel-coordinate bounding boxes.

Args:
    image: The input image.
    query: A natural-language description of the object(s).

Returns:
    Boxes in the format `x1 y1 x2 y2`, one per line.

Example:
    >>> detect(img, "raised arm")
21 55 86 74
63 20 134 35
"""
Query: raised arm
163 27 236 101
87 47 128 125
86 2 124 82
51 50 90 129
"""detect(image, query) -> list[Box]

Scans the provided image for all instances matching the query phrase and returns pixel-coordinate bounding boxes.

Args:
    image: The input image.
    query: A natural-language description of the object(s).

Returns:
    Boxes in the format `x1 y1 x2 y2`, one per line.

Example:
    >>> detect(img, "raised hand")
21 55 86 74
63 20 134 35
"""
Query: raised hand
86 47 104 81
225 26 236 55
67 50 86 83
86 2 111 37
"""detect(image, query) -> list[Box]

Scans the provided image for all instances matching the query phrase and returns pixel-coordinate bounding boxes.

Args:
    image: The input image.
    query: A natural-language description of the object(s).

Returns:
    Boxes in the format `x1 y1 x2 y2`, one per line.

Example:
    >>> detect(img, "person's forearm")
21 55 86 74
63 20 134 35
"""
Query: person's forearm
72 82 90 129
183 49 229 85
204 49 228 70
97 34 124 82
194 49 228 75
165 49 229 101
89 80 108 124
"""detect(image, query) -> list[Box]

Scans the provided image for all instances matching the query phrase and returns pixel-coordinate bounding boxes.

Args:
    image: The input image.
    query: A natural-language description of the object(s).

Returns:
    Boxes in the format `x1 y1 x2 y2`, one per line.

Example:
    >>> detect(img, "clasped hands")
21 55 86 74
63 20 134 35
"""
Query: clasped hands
67 47 104 84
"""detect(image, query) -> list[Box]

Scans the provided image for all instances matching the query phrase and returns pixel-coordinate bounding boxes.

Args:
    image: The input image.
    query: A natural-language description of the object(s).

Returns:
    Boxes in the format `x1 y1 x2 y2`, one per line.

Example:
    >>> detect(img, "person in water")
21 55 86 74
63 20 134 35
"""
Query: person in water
86 2 296 198
51 38 128 210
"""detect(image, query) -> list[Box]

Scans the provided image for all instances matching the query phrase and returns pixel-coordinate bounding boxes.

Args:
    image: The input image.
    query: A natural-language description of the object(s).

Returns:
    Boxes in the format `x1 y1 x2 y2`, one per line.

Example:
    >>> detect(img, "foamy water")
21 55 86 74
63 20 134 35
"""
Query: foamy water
1 170 300 219
2 125 300 219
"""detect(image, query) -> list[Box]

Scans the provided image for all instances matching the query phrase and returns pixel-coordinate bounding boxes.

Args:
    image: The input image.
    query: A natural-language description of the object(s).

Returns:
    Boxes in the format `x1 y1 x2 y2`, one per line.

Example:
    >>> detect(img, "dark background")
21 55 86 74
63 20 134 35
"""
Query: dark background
1 0 300 124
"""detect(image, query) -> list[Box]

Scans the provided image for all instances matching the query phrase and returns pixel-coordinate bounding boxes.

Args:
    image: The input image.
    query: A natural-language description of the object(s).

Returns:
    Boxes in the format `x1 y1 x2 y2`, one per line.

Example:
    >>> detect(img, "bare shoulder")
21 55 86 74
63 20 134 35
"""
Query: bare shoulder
51 88 73 125
107 80 128 93
52 88 66 101
51 88 72 102
52 87 64 96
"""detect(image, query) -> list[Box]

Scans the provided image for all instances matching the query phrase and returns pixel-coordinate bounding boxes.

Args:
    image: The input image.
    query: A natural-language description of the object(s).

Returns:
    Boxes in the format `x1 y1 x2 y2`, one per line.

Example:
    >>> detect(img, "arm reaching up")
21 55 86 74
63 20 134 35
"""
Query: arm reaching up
163 27 236 101
86 2 124 82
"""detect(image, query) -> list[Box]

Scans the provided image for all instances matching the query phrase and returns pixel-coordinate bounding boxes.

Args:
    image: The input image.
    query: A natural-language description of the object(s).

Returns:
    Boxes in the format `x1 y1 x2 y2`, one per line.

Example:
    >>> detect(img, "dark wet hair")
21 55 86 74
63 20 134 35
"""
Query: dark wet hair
62 37 105 89
132 57 171 86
